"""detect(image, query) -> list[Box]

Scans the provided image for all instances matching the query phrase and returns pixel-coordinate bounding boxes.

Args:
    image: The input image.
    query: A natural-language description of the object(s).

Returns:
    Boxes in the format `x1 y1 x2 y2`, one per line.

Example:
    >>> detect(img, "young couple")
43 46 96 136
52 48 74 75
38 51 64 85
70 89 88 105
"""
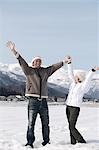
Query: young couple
6 41 99 148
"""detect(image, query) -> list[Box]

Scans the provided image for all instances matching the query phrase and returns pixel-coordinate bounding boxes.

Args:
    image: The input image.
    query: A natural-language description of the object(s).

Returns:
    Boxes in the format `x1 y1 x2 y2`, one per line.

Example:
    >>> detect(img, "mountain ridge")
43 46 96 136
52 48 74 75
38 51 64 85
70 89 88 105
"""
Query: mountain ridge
0 63 99 99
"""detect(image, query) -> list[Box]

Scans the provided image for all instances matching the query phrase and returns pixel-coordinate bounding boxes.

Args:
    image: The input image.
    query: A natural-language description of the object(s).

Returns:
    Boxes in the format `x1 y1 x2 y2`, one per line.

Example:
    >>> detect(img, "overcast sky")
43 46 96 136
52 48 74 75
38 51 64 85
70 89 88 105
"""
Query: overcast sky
0 0 98 70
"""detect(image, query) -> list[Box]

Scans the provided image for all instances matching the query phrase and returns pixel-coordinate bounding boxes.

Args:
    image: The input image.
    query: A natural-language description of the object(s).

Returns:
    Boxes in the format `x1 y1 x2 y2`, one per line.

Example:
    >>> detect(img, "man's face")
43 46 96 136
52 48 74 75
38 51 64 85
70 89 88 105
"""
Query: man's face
32 59 42 68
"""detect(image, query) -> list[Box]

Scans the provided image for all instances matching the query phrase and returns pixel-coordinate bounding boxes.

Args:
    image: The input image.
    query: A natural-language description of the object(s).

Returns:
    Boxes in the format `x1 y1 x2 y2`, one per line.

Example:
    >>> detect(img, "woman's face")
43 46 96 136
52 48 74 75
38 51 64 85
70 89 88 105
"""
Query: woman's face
74 75 82 83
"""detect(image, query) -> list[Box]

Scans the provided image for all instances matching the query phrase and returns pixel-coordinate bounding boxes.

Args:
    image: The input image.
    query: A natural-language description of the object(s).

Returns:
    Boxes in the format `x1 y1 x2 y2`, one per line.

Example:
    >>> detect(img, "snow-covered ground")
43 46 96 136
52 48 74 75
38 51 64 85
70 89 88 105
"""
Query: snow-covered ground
0 101 99 150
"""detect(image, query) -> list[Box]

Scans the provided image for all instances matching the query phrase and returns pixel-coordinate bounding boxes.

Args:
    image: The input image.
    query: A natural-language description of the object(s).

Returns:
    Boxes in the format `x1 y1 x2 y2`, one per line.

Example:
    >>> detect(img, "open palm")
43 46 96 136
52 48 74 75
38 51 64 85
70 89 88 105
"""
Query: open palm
6 41 15 51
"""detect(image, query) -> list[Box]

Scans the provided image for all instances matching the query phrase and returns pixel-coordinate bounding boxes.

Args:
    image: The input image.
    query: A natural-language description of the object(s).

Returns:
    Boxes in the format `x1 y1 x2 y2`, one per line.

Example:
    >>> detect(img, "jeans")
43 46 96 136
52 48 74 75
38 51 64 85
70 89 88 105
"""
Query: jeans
66 105 86 144
26 97 50 145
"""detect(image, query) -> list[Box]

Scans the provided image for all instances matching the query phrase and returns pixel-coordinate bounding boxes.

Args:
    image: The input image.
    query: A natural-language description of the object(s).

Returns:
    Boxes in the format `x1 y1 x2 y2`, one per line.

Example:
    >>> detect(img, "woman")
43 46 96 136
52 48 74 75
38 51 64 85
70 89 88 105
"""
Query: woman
65 56 99 144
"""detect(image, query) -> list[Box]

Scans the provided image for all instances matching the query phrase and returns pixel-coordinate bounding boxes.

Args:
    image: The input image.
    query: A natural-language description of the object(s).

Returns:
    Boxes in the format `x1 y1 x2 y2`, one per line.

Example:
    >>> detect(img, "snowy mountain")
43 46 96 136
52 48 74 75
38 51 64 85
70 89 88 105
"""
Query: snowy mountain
0 63 99 99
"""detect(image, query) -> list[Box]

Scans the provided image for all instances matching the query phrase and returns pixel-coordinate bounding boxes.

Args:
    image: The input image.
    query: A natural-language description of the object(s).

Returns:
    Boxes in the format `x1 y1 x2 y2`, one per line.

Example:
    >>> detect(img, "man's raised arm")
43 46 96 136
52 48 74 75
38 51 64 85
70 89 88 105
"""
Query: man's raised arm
6 41 19 58
6 41 30 75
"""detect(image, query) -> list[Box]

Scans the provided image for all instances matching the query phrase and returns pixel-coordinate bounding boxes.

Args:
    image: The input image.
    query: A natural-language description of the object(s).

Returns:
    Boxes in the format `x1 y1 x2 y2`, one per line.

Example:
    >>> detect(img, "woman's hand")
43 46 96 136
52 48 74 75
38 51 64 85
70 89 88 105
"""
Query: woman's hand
94 67 99 71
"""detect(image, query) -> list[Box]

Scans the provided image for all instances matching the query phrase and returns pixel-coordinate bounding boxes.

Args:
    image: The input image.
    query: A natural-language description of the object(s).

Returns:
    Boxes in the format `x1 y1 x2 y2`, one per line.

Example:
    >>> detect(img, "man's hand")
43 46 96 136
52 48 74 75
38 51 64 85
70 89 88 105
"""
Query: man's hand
6 41 17 55
64 56 72 64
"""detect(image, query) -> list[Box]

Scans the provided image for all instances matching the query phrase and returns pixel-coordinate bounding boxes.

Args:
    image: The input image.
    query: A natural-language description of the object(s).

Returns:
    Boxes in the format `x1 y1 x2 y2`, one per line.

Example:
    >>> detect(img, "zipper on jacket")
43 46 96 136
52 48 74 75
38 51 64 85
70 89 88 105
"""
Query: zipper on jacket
37 69 42 99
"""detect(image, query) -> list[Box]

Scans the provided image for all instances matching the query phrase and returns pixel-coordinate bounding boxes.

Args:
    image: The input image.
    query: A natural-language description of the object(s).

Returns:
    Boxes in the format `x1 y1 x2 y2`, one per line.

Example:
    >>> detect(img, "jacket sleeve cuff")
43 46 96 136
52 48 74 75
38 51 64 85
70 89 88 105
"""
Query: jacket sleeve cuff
68 62 71 64
92 68 96 72
62 60 71 65
15 52 20 59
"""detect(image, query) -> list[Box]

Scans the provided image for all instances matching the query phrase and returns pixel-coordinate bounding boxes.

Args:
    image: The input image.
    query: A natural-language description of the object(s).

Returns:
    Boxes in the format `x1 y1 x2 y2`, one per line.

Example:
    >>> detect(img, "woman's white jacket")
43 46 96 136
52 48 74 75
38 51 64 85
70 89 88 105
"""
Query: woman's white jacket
66 64 95 107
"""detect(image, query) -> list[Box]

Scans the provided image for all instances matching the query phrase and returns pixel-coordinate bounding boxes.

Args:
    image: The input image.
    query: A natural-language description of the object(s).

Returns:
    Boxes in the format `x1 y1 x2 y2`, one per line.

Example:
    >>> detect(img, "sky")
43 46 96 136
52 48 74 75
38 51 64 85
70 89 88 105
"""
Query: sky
0 0 98 70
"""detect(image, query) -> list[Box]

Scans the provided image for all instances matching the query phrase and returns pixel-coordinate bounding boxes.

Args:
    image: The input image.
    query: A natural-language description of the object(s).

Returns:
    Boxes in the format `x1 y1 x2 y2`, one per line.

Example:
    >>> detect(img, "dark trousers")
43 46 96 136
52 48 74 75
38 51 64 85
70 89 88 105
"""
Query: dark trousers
27 98 50 145
66 105 86 144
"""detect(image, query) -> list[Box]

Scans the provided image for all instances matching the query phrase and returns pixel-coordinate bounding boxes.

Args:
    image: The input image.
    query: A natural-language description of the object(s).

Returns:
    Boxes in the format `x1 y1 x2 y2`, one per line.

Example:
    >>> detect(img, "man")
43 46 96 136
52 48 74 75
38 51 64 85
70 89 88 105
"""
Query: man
65 56 99 144
6 41 67 148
